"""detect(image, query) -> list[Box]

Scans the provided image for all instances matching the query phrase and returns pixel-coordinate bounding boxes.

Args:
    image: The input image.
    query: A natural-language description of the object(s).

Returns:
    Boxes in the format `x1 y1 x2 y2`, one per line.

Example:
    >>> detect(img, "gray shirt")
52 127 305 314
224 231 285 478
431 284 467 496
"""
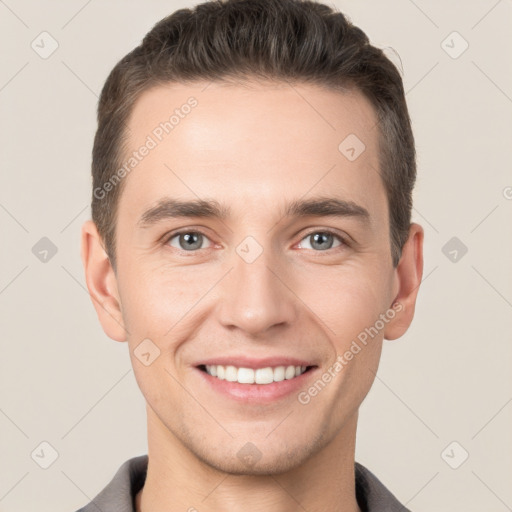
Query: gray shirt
75 455 411 512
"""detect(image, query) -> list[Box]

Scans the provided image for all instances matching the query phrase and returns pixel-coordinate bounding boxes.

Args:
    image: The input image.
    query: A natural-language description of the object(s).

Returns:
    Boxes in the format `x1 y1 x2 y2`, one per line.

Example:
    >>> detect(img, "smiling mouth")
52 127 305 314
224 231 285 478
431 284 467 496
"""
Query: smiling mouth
198 364 315 385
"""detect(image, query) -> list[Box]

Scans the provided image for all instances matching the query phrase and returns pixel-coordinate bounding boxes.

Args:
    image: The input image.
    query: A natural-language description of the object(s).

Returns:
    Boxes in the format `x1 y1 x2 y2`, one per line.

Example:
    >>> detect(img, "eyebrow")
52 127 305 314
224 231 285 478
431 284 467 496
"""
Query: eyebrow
137 196 370 228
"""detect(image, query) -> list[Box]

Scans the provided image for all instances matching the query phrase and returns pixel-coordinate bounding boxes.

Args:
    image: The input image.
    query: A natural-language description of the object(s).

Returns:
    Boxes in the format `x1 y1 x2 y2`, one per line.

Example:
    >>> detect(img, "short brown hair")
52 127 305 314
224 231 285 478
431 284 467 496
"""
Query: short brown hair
91 0 416 270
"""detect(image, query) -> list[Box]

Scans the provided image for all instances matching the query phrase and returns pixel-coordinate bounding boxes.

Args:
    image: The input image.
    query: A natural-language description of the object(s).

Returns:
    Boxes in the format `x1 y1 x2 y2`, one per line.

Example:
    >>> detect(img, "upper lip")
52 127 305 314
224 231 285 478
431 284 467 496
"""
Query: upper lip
195 356 317 369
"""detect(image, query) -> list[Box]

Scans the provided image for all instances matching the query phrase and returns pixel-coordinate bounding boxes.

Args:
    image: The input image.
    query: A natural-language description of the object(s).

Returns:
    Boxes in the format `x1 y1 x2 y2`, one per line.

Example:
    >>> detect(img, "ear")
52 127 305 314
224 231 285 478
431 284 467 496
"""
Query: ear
384 223 424 340
81 220 127 342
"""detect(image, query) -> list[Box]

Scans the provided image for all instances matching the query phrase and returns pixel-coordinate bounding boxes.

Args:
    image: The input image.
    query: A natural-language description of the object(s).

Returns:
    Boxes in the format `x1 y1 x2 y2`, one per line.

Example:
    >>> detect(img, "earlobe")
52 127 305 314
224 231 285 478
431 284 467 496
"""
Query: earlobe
384 223 424 341
81 220 127 342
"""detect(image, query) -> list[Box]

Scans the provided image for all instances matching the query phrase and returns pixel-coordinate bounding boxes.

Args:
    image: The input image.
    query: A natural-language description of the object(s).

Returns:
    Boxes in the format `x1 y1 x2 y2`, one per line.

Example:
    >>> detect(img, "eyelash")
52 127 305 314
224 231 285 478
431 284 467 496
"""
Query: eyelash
162 228 349 254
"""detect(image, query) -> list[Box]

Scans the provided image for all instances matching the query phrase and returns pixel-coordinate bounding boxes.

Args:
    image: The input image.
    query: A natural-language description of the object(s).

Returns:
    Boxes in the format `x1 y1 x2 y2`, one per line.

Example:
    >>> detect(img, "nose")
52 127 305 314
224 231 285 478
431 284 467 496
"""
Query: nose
216 243 297 336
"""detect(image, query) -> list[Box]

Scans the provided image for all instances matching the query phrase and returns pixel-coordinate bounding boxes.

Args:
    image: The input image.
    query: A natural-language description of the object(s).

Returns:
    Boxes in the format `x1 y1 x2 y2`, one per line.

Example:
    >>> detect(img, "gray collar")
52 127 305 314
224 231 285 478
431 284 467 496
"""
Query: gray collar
76 455 411 512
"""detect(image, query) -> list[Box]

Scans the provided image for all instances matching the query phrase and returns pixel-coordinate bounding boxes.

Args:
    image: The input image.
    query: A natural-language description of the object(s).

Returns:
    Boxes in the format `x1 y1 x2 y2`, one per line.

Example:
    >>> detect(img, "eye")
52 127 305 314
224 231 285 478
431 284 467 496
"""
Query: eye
297 230 346 251
165 231 213 251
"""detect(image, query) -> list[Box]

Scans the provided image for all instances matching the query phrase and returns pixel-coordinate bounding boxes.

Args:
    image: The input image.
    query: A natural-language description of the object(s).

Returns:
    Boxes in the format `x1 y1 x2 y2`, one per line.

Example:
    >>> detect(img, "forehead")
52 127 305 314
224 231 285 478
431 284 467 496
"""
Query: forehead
119 80 385 222
127 79 378 153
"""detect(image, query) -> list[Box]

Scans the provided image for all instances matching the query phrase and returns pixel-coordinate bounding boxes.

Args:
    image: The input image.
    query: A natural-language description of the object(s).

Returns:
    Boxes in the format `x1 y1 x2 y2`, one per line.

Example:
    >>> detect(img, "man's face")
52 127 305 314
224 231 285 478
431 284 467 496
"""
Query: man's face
108 81 402 473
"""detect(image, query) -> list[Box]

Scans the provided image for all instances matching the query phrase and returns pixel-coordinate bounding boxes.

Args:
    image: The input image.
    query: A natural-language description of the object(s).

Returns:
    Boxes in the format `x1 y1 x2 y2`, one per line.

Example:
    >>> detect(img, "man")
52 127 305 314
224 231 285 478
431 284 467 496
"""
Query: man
79 0 423 510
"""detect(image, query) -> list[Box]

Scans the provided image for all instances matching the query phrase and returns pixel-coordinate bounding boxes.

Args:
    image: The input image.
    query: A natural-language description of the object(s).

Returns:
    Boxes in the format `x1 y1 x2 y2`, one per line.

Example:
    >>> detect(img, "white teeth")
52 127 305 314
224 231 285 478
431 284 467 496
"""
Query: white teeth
204 364 308 385
255 367 274 384
225 365 238 382
273 366 285 382
285 365 296 380
237 367 255 384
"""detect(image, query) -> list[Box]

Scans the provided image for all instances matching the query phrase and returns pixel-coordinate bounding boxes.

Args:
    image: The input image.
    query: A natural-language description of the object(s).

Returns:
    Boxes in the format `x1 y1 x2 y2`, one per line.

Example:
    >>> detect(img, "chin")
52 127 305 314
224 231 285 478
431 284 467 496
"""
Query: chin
189 429 328 476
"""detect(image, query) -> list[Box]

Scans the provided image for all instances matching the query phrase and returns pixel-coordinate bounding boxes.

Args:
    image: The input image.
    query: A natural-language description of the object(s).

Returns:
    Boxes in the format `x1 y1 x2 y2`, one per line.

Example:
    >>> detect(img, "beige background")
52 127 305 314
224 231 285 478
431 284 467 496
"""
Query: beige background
1 0 511 511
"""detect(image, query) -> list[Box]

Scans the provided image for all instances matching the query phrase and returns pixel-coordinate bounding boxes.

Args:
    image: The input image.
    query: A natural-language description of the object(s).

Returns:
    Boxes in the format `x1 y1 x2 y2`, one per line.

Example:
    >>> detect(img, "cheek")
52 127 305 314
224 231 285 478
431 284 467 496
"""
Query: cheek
294 263 390 344
309 268 387 413
122 270 195 405
118 263 208 337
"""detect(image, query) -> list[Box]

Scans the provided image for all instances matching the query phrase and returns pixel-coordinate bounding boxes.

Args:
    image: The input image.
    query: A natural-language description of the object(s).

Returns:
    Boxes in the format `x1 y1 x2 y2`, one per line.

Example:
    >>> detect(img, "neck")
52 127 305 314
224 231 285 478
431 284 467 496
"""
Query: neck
136 407 361 512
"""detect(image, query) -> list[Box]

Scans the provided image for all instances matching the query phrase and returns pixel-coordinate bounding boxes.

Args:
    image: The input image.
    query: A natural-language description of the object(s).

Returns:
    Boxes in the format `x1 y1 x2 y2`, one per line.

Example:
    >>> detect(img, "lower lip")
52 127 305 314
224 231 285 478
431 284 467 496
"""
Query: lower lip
195 367 317 403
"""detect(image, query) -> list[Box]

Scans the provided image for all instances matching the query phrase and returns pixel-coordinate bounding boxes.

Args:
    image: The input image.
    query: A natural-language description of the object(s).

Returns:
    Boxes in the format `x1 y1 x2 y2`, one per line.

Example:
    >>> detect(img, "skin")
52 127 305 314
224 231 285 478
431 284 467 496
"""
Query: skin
81 79 423 512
